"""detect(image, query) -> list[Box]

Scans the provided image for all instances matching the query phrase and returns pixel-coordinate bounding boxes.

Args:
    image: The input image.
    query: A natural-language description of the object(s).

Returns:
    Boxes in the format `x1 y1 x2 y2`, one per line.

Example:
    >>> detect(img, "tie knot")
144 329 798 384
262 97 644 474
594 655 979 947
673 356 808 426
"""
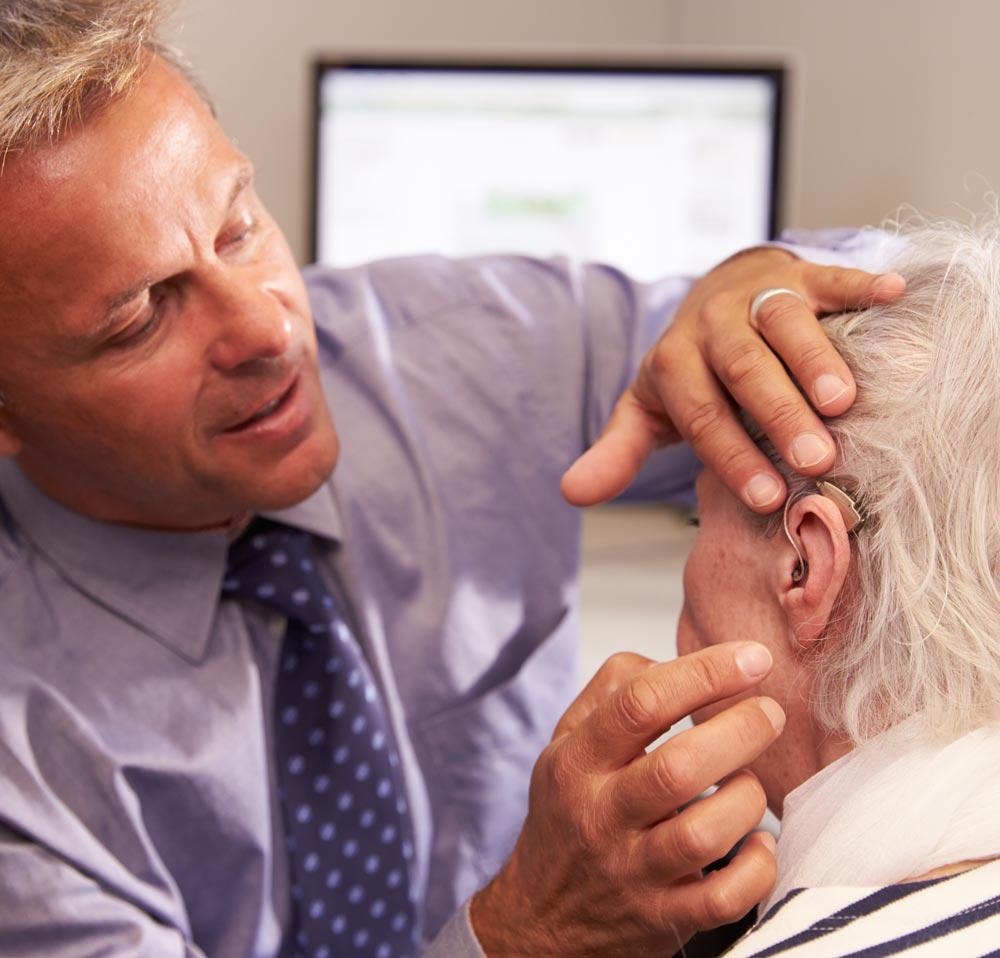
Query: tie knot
223 519 336 631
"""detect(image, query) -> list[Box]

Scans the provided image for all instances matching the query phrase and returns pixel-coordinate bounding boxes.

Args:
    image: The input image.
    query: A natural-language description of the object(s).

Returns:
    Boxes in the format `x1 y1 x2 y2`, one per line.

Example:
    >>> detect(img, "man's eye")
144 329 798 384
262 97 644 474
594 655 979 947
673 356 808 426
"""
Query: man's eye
223 212 257 248
111 288 167 347
686 516 700 528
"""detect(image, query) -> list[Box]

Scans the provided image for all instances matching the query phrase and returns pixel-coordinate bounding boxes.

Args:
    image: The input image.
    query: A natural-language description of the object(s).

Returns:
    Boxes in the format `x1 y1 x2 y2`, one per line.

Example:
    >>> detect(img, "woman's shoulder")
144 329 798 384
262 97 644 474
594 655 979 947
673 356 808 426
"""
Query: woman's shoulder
722 859 1000 957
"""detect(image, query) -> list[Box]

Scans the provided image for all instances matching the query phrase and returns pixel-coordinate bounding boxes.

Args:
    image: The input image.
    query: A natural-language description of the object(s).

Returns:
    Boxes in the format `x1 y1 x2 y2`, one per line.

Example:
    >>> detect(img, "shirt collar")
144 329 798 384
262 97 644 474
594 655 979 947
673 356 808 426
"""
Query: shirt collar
264 479 344 543
0 459 344 663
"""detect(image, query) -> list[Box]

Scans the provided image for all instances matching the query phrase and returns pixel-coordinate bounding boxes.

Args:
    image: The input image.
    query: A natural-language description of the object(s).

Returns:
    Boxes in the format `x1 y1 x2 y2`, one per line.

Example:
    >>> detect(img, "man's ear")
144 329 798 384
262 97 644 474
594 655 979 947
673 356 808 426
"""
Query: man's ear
777 494 852 647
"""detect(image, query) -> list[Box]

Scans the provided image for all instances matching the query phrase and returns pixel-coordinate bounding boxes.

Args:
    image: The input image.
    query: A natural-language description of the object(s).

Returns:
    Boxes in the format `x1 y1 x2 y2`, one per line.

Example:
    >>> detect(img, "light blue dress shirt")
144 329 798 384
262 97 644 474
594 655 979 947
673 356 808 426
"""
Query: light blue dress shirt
0 253 702 957
0 233 896 956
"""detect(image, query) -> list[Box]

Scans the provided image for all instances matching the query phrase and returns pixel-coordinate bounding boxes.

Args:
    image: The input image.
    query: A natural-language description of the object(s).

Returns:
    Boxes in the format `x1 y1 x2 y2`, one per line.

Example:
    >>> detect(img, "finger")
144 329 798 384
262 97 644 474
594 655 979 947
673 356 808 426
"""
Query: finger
606 699 780 828
750 266 905 420
568 643 775 773
553 651 656 738
560 392 666 507
701 316 837 479
641 337 790 511
749 293 856 417
801 263 906 315
638 770 767 880
734 269 905 457
746 264 906 421
659 829 777 937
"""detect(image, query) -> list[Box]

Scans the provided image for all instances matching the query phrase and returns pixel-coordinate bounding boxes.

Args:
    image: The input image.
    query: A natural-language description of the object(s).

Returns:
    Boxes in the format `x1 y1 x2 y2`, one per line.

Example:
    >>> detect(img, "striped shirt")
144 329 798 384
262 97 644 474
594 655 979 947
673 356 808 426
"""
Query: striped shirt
722 859 1000 957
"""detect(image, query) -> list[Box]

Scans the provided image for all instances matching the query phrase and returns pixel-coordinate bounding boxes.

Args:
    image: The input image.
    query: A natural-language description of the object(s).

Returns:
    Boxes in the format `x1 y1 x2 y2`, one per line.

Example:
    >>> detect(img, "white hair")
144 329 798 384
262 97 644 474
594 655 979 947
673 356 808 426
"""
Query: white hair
752 214 1000 745
0 0 194 160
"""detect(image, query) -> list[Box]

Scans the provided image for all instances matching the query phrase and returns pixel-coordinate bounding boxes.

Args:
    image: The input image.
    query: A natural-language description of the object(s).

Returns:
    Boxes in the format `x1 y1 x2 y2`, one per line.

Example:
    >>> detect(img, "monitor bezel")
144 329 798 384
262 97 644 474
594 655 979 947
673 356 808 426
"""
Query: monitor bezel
310 57 785 268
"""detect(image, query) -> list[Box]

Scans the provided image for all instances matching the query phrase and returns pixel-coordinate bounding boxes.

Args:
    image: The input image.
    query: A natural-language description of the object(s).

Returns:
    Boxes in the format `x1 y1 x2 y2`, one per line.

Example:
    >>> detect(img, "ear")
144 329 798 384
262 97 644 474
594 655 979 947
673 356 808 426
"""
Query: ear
777 494 852 647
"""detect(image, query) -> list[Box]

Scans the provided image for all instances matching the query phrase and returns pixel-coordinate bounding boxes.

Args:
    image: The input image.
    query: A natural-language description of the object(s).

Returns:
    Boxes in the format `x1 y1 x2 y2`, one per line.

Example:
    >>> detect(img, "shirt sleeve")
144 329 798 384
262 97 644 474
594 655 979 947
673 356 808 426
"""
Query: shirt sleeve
771 226 908 271
451 254 705 505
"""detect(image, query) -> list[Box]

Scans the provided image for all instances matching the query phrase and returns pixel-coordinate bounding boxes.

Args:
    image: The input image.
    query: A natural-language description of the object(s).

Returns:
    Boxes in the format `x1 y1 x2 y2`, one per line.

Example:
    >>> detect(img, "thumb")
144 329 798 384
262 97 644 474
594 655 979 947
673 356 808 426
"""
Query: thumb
561 391 675 506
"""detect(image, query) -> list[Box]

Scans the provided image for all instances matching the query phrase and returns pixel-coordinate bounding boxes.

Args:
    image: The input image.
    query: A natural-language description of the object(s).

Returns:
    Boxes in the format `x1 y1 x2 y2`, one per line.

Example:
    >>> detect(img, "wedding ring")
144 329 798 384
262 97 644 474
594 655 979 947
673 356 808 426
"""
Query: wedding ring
749 287 807 329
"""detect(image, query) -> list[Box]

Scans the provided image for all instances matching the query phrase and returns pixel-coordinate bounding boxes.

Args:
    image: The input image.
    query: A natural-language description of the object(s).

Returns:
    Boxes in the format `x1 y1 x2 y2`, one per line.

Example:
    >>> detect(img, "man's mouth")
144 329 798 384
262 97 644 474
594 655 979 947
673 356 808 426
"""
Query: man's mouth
225 378 298 432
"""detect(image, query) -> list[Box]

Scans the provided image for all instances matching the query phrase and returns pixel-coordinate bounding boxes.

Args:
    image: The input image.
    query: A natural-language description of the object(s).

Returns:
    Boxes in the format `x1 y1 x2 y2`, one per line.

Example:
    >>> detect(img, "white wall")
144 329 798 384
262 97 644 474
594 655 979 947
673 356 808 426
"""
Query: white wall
677 0 1000 232
174 0 1000 264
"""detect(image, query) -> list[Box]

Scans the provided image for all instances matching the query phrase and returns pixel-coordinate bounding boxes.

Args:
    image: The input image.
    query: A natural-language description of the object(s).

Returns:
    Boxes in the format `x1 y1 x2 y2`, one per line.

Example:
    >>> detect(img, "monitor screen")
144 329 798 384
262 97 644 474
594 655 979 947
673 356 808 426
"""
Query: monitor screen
312 61 783 280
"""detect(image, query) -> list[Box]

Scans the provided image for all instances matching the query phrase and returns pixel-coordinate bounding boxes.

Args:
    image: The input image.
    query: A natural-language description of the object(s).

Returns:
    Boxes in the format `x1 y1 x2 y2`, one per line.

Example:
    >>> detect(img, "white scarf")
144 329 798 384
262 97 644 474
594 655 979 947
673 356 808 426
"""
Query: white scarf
764 718 1000 914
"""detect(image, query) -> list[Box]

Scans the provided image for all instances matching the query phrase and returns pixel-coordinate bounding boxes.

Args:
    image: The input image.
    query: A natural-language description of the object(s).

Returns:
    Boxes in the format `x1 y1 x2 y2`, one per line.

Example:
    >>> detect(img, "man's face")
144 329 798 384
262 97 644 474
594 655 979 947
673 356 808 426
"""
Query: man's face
0 58 338 529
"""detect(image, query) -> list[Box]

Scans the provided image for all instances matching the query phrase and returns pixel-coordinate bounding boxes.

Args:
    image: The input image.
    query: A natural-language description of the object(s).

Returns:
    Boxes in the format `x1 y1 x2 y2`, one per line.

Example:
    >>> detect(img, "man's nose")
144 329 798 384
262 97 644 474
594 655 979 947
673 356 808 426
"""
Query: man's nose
206 271 294 371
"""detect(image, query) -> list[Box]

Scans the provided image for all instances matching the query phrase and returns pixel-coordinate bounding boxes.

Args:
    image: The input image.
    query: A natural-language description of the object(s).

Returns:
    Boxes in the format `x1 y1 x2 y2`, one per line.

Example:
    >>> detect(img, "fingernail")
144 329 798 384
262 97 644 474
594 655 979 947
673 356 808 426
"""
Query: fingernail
757 697 786 733
745 473 782 508
790 433 832 468
758 831 777 854
813 374 849 409
736 643 772 678
875 272 906 295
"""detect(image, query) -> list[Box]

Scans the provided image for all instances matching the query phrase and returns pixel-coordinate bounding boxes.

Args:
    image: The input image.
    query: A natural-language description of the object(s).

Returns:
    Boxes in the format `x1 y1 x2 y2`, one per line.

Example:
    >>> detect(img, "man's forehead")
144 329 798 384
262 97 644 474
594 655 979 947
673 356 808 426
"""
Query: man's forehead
0 168 147 323
0 59 244 327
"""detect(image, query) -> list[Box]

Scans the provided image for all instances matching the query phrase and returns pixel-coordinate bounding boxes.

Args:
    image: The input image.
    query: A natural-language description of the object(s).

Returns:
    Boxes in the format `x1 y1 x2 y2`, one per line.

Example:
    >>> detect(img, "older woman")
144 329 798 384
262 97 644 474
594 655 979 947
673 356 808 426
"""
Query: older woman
679 217 1000 956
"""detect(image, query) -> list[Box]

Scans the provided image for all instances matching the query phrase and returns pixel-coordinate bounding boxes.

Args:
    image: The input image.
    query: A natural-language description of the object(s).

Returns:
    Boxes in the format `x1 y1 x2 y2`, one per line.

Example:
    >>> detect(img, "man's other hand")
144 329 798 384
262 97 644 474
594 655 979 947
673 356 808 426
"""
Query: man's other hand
561 248 906 512
469 643 784 957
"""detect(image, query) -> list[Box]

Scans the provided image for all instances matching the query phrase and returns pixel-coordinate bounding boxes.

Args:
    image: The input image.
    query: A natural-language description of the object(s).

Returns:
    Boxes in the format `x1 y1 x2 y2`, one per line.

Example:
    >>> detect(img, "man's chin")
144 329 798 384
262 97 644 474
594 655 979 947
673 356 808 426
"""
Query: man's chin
241 433 339 513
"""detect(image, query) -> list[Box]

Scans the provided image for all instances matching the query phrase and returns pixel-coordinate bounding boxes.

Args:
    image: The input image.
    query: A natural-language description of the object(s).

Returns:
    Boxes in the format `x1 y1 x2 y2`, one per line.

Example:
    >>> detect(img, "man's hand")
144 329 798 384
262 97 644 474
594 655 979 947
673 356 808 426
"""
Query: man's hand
470 643 784 957
561 248 906 512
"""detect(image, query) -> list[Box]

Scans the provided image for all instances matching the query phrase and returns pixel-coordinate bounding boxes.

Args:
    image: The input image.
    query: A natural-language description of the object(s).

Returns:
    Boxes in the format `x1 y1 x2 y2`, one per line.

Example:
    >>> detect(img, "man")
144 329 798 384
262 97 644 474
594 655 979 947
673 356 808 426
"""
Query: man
0 2 904 956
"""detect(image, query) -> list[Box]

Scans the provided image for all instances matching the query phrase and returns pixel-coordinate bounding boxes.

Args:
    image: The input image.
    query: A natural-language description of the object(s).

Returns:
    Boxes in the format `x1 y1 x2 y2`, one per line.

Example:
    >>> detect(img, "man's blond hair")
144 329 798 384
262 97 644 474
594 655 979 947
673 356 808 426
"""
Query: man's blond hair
0 0 189 159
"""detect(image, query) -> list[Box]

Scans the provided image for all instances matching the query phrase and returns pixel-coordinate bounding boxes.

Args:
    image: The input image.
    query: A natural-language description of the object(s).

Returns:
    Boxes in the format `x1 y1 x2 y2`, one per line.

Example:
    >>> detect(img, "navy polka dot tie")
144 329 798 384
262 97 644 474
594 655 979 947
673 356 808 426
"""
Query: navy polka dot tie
224 520 418 958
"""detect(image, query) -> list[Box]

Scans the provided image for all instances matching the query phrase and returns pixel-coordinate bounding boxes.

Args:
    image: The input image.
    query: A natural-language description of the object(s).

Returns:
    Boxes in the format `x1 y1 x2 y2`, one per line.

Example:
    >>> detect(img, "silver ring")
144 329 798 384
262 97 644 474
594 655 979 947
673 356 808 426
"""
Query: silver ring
749 287 807 329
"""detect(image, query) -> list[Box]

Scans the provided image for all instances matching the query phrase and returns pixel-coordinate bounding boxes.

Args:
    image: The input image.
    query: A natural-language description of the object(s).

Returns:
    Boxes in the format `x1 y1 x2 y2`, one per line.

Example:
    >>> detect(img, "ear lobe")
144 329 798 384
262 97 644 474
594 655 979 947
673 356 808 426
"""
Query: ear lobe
778 495 852 647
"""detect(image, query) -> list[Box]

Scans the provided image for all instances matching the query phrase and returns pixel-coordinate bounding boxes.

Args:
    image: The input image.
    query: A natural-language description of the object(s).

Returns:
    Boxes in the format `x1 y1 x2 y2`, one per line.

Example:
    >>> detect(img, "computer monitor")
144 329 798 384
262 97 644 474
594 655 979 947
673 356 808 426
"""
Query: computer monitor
312 60 784 280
